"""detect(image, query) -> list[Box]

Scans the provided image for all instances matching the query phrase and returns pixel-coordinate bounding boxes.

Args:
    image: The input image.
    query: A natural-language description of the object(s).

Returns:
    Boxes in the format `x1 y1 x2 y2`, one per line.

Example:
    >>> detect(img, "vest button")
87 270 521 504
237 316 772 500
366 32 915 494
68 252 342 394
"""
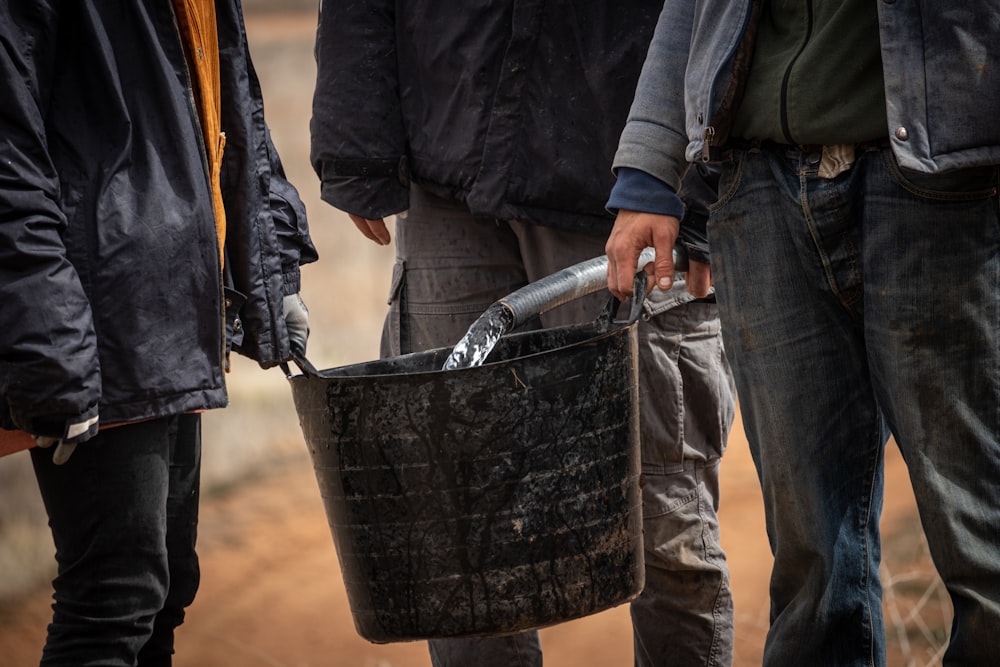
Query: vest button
895 126 909 141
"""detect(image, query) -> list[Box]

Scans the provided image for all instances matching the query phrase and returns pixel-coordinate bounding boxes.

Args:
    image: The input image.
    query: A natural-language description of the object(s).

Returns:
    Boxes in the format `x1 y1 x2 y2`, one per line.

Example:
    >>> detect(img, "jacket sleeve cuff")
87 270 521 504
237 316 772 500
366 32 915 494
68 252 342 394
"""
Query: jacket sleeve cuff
281 267 301 296
606 167 686 219
19 403 100 442
316 156 410 220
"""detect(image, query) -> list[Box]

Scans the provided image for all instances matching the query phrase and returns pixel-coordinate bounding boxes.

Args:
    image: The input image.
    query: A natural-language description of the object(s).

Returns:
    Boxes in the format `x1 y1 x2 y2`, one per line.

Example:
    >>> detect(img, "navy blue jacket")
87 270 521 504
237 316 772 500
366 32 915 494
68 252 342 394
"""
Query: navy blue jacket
0 0 317 439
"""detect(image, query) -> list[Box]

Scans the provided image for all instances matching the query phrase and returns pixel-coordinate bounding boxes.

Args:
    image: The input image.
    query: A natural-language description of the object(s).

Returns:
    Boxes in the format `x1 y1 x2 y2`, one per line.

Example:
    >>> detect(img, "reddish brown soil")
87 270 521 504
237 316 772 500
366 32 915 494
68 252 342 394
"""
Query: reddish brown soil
1 407 943 667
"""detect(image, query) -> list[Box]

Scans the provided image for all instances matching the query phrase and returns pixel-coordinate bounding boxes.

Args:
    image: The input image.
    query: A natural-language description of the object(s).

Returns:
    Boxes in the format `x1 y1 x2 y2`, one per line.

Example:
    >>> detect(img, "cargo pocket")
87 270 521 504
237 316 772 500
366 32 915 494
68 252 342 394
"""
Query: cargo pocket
636 297 733 472
640 466 725 572
379 260 406 358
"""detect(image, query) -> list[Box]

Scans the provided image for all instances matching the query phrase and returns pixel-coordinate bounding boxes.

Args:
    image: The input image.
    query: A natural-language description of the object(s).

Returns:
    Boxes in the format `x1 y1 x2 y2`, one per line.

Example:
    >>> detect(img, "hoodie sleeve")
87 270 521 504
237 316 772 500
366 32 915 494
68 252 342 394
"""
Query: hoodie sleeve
0 2 102 438
309 0 409 219
606 164 718 265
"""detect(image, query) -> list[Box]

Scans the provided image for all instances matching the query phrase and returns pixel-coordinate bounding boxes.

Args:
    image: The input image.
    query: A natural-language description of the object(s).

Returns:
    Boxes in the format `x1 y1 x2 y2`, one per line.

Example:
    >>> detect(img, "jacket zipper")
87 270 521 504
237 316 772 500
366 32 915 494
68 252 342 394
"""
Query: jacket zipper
702 126 716 161
779 0 814 145
702 0 754 162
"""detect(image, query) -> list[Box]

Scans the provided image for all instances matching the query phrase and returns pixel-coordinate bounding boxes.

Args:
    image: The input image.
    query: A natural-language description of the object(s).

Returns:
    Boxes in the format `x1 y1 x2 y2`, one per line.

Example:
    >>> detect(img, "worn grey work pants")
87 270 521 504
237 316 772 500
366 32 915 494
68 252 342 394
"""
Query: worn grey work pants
385 186 736 667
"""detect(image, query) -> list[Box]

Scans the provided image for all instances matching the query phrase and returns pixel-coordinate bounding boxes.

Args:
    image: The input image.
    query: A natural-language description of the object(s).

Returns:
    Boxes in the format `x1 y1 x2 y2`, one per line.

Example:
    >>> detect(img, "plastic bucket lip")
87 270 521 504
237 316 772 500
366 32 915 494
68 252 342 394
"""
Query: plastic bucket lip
289 313 644 642
298 318 623 382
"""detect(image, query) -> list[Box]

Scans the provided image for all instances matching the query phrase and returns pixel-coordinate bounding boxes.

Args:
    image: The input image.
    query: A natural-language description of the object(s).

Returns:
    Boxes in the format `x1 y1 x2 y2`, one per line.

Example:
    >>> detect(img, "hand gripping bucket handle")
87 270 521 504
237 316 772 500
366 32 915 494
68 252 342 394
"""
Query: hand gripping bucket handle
285 247 667 377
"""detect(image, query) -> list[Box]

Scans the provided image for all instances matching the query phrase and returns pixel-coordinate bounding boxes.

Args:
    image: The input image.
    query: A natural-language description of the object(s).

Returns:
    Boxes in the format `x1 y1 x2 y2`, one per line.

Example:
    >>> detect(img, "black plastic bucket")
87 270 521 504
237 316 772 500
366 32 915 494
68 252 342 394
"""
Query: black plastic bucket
288 303 643 643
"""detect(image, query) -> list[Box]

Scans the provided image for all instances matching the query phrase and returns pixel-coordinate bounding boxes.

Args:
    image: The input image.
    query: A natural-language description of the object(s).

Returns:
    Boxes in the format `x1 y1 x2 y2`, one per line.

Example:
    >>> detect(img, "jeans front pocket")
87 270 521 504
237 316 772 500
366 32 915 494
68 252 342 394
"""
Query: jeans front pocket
708 149 748 214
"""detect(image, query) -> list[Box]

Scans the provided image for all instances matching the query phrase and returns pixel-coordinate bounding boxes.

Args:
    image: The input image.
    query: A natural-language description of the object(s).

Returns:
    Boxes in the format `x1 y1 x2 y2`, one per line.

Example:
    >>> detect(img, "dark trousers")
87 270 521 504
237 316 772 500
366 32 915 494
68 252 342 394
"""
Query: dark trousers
30 414 202 667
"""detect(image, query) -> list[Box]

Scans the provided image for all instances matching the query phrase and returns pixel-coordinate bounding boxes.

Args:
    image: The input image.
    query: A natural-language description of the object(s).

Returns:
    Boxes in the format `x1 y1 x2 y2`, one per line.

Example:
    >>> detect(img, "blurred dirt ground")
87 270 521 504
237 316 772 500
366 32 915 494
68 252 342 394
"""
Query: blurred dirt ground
0 407 944 667
0 10 948 667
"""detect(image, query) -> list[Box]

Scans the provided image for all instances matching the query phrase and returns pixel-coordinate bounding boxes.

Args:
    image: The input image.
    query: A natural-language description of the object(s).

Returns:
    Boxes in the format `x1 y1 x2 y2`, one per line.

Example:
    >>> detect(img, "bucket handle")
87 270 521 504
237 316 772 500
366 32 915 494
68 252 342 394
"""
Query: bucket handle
281 352 321 379
282 267 648 379
606 270 648 327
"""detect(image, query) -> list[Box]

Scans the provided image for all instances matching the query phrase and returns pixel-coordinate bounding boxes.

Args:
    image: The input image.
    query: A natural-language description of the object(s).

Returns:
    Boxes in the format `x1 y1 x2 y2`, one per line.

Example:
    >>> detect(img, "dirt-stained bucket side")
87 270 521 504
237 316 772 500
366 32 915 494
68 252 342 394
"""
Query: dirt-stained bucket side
289 318 644 643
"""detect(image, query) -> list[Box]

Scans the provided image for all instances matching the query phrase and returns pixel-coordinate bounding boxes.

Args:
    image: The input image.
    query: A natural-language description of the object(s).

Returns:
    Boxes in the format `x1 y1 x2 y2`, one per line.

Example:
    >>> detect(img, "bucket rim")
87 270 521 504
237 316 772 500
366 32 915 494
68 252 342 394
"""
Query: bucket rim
288 318 637 383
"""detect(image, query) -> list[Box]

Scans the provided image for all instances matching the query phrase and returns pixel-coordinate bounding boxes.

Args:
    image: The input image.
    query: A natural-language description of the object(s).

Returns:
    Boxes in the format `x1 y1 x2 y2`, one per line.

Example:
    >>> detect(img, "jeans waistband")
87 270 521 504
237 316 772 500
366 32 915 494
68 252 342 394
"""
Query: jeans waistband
725 137 890 154
723 137 891 178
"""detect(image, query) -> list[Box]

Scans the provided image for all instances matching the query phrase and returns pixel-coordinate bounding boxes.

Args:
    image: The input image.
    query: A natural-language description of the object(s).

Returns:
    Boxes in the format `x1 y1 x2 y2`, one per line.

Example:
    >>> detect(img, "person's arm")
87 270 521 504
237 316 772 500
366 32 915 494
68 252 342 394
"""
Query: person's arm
606 165 716 298
266 127 318 294
0 3 101 452
606 0 697 299
266 128 318 359
310 0 407 243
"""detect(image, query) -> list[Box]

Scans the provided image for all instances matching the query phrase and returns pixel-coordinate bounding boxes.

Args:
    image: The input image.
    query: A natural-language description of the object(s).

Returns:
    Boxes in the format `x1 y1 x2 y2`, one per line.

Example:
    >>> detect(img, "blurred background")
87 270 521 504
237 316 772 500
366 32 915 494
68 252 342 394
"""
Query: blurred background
0 3 949 666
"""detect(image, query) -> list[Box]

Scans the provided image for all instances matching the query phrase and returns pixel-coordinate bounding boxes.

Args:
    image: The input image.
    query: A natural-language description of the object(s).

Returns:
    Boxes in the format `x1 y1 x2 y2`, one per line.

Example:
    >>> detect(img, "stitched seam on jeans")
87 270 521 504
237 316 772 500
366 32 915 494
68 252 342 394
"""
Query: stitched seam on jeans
708 149 747 213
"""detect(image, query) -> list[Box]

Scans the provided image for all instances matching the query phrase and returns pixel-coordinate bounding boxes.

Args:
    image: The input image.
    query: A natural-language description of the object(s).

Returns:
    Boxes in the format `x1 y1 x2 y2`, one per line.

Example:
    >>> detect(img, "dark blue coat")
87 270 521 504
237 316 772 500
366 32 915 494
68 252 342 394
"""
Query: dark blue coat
0 0 317 438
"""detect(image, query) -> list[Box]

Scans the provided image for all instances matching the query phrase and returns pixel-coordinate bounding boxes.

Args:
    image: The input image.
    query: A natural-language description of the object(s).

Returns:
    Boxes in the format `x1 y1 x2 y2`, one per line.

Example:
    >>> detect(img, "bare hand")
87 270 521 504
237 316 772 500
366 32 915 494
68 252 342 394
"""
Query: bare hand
605 210 681 300
349 213 391 245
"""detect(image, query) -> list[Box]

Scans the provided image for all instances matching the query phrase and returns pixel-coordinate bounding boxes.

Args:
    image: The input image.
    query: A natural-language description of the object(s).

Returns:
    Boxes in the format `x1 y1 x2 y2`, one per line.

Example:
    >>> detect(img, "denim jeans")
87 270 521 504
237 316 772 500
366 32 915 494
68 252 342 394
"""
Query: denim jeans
30 414 202 667
387 185 736 667
708 142 1000 666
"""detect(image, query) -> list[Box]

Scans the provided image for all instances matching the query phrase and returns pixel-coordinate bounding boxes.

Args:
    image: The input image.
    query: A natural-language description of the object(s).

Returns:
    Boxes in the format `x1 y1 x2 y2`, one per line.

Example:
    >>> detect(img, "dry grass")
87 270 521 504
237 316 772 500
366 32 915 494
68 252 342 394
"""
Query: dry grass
881 517 951 666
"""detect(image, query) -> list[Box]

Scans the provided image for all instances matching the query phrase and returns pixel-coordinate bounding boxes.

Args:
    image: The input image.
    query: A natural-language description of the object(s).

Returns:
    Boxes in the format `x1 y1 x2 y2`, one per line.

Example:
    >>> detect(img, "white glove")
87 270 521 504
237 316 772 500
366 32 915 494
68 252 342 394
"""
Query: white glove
33 413 100 465
283 293 310 359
